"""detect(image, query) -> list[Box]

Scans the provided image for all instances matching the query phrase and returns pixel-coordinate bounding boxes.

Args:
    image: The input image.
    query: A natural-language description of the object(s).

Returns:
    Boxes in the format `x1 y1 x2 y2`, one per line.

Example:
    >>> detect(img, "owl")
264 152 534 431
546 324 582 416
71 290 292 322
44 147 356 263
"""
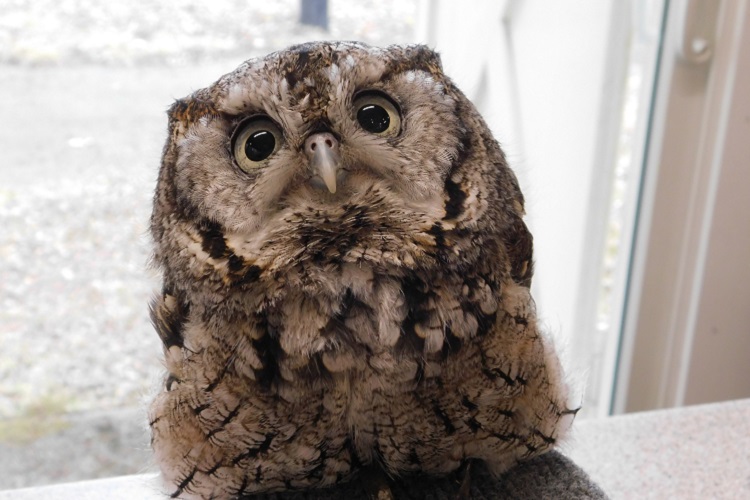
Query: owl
148 41 576 499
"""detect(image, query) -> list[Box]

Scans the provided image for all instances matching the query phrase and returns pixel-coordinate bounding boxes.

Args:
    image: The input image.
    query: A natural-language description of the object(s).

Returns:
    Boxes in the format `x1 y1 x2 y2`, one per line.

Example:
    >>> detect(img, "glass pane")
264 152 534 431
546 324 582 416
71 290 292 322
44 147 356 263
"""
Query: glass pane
0 0 417 489
585 0 666 417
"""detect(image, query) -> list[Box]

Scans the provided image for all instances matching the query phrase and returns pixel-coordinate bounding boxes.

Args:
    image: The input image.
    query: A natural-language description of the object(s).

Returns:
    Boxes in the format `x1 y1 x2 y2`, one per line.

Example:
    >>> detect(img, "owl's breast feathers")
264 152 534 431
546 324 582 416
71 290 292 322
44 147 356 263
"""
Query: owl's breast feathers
149 179 574 494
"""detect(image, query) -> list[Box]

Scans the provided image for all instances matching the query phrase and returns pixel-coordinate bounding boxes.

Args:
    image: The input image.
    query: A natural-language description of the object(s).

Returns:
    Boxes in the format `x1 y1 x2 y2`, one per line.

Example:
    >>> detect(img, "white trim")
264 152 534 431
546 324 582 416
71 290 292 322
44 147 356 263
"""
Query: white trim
568 0 633 418
674 0 747 405
614 0 749 412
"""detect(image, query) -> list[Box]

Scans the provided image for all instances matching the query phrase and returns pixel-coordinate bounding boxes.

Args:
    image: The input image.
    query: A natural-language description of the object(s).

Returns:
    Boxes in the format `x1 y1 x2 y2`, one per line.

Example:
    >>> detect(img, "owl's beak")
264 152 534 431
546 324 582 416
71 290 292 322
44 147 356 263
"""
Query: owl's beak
305 132 340 194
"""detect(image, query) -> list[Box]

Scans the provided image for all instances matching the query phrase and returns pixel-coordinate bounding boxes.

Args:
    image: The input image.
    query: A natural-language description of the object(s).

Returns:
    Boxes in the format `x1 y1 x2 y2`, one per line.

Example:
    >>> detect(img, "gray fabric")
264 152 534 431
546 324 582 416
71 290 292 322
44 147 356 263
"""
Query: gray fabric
252 451 608 499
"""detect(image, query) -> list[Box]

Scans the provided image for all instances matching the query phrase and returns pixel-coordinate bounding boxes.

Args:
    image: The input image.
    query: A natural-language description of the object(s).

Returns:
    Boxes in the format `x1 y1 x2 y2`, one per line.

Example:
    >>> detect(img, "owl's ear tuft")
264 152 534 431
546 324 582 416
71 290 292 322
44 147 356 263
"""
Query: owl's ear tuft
168 97 220 129
407 44 443 73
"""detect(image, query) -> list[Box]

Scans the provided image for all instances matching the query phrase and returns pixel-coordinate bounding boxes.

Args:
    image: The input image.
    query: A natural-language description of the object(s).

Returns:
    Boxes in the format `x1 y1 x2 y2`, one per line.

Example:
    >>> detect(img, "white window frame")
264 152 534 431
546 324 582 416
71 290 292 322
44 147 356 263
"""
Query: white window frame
614 0 750 412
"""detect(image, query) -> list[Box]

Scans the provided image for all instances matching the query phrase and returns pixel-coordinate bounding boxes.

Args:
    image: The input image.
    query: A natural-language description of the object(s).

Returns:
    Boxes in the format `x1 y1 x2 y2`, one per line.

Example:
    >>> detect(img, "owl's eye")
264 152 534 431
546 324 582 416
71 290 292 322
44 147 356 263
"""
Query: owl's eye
232 117 283 172
353 92 401 137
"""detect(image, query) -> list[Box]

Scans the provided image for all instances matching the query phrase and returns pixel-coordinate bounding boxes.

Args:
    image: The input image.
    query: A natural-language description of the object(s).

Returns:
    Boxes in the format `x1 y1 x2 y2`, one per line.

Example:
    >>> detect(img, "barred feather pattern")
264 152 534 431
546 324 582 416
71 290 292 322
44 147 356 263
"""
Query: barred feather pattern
148 41 577 499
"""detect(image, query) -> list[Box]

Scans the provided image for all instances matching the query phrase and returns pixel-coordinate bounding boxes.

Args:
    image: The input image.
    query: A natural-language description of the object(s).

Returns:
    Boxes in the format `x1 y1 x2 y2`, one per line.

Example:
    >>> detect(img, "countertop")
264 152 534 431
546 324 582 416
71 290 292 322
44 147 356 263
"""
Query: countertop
566 398 750 499
2 398 749 499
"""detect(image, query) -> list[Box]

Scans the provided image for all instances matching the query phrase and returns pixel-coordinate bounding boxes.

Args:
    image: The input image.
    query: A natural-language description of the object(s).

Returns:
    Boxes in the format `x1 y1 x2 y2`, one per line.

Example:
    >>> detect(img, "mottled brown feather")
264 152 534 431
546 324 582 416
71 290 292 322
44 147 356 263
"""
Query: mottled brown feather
148 41 575 499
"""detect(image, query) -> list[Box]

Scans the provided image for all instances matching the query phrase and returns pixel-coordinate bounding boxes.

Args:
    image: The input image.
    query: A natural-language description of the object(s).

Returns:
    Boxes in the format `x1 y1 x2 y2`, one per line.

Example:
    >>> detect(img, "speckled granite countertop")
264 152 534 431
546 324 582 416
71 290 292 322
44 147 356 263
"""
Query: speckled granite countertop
2 398 748 499
566 398 750 499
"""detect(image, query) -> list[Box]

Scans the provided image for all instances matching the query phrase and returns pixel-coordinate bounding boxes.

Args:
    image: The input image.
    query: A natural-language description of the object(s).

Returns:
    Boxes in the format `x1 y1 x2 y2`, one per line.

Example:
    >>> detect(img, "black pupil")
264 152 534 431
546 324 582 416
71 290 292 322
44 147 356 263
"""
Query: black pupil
244 131 276 161
357 104 390 133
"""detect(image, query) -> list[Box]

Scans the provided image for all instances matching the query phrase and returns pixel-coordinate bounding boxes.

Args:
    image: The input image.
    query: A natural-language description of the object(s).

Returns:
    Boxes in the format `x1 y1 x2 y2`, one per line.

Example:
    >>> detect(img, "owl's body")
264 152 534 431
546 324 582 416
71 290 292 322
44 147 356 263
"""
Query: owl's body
149 42 574 498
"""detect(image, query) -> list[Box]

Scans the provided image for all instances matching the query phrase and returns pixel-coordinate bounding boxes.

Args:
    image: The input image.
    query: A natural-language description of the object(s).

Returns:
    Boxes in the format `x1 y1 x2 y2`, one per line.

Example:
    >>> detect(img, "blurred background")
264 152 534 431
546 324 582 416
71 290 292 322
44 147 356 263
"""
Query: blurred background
1 0 748 490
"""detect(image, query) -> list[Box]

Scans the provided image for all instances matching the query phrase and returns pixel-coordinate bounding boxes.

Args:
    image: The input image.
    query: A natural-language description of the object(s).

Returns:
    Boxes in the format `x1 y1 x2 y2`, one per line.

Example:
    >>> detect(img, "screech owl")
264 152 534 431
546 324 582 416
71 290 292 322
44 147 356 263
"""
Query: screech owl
148 41 577 499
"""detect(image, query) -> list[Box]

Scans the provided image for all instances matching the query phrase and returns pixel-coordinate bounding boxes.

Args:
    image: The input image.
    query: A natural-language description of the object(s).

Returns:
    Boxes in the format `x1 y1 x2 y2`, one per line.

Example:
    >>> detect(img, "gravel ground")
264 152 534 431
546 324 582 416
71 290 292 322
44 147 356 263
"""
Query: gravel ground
0 409 153 490
0 0 418 488
0 0 418 66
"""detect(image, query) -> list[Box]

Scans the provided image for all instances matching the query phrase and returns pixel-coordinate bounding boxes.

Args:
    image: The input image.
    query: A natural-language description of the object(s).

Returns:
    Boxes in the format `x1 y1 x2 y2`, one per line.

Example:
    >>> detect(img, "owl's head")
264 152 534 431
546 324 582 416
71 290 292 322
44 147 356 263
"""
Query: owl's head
152 42 529 292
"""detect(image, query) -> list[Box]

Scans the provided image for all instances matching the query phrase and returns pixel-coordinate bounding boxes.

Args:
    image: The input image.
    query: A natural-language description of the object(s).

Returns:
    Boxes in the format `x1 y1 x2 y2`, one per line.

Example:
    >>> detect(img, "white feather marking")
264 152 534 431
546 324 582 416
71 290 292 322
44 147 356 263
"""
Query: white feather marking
222 83 247 113
326 63 340 83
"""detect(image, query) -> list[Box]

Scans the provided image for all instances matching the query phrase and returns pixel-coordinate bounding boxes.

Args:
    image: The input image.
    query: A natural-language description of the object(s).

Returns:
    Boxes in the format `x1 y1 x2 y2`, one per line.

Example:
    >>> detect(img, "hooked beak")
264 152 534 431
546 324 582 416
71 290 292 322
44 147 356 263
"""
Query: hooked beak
305 132 340 194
